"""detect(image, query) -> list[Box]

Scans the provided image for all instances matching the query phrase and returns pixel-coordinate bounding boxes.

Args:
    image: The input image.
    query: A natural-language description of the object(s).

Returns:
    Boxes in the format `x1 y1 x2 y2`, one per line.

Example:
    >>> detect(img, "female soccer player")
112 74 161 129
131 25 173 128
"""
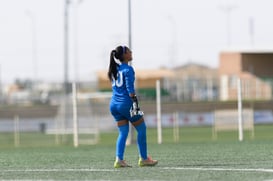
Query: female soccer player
108 45 158 168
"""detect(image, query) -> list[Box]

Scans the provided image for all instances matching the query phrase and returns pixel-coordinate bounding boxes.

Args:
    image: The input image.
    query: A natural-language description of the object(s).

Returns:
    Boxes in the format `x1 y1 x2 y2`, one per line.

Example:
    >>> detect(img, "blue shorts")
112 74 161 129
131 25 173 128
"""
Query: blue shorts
110 101 142 123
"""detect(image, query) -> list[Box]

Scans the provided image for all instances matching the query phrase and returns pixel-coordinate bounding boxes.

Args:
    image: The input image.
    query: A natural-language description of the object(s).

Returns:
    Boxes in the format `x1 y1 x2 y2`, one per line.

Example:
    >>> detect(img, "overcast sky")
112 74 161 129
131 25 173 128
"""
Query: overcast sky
0 0 273 84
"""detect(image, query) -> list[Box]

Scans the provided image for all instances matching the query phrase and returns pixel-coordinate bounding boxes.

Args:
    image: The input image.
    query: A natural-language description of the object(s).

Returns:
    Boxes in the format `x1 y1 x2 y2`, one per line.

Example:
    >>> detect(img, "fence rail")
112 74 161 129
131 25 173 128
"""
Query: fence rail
1 77 273 147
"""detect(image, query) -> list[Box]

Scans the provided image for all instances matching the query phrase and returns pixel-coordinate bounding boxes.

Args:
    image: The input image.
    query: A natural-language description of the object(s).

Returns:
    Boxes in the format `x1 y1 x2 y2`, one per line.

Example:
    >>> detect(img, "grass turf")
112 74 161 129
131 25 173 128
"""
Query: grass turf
0 125 273 180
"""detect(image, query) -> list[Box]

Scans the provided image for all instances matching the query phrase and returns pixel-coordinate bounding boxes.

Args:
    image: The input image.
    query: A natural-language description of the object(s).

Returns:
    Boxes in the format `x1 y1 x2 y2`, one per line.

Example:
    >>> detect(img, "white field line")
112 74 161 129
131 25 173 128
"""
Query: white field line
2 167 273 173
1 168 118 172
162 167 273 173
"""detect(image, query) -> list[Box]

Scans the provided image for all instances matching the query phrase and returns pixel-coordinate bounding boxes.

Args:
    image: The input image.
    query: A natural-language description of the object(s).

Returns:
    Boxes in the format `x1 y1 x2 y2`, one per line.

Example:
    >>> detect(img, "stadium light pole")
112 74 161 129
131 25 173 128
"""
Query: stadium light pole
127 0 135 145
249 17 255 47
62 0 71 144
72 0 84 148
64 0 85 93
64 0 70 95
72 0 84 84
128 0 132 49
219 4 236 47
25 10 38 84
64 0 83 146
167 15 177 68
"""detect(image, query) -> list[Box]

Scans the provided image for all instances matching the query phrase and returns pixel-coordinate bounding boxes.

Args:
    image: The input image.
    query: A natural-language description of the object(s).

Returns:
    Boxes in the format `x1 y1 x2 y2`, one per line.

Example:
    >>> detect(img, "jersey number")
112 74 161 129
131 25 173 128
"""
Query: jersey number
112 71 123 87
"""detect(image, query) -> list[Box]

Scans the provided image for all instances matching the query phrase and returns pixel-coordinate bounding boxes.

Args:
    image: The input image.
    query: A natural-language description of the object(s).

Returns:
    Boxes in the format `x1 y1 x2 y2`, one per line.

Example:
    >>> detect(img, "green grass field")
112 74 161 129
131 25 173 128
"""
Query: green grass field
1 125 273 180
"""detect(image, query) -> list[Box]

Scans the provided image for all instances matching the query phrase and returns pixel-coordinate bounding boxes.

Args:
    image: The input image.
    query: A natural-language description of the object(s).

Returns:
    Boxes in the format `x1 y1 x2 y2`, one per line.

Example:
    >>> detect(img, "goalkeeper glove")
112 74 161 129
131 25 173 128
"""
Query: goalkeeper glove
130 95 144 117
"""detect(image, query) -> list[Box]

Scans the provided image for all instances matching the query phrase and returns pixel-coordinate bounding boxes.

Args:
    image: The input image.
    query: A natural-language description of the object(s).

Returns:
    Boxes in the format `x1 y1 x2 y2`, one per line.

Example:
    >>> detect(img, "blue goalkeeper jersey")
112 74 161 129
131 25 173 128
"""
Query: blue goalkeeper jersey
111 63 135 103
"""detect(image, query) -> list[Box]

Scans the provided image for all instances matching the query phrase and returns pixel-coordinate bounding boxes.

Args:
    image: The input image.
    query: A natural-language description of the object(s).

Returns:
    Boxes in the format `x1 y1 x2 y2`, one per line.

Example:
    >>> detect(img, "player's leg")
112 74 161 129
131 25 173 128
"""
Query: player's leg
132 117 147 159
114 120 132 168
131 116 158 167
110 103 132 168
116 120 129 161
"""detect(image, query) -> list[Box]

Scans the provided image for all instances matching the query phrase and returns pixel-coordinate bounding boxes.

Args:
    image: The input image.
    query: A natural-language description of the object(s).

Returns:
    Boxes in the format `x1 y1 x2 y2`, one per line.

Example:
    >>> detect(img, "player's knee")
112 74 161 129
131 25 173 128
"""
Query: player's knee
118 124 129 136
135 121 146 135
131 117 144 127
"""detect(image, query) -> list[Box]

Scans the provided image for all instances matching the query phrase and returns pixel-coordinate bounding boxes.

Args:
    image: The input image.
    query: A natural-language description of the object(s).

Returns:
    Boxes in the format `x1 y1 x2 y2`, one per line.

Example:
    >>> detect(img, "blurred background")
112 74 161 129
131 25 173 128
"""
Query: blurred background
0 0 273 147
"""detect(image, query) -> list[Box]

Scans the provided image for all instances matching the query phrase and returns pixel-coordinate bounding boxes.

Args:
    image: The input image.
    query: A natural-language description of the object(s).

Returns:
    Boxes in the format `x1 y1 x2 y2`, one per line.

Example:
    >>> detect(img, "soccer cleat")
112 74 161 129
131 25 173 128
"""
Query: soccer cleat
138 156 158 167
114 160 132 168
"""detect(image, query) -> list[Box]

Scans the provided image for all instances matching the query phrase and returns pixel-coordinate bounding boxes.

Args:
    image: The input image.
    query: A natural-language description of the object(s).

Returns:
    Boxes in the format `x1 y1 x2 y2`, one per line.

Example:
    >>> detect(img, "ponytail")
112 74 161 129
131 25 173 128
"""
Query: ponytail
108 50 118 81
107 46 128 81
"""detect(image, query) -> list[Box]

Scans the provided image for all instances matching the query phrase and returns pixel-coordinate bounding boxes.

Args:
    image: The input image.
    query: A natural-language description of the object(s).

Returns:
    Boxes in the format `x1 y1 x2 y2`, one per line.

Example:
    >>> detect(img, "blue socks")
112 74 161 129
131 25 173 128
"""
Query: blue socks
135 122 147 160
116 122 147 161
116 124 129 160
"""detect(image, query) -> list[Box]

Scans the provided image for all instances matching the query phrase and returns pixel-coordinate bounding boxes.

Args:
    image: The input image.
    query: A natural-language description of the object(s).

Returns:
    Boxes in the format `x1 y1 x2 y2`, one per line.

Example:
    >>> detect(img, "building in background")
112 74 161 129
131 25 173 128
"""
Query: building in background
3 50 273 104
96 64 218 101
219 50 273 101
167 63 218 101
96 68 174 99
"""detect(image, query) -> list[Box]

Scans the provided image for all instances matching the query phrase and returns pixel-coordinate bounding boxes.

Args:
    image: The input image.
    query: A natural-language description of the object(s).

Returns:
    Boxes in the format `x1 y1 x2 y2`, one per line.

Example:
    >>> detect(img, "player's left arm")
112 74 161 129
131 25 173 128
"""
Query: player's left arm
125 67 143 116
125 67 136 97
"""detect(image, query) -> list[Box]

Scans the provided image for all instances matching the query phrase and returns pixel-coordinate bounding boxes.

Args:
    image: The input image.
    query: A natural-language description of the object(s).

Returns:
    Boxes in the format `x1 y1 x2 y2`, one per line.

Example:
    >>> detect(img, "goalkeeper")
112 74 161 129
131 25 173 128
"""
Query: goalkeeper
108 45 158 168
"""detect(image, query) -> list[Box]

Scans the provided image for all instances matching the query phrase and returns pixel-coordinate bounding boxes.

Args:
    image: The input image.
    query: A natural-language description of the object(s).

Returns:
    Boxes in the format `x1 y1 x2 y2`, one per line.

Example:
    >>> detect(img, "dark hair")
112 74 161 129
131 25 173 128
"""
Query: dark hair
107 46 128 81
